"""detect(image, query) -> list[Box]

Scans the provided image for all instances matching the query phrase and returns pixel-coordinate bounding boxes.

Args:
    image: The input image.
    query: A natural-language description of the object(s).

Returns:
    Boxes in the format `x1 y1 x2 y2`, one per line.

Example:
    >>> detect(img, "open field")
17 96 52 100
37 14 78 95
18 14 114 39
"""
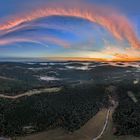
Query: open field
17 109 108 140
17 107 140 140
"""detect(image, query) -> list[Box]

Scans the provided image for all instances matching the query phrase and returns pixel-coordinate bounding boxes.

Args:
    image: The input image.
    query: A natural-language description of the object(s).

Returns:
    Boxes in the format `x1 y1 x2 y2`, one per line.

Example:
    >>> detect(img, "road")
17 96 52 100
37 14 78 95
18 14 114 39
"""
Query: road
0 87 61 99
92 108 111 140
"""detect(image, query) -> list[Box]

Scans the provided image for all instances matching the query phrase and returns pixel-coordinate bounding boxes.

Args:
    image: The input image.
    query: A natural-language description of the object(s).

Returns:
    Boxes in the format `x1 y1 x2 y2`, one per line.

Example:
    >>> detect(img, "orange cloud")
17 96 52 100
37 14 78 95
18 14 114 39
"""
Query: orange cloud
114 53 129 59
0 3 139 49
101 45 140 61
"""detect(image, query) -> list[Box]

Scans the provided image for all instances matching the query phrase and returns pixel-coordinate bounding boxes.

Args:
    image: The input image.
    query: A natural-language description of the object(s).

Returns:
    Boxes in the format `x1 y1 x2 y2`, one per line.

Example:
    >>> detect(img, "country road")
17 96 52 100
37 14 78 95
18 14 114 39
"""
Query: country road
0 87 61 99
92 108 111 140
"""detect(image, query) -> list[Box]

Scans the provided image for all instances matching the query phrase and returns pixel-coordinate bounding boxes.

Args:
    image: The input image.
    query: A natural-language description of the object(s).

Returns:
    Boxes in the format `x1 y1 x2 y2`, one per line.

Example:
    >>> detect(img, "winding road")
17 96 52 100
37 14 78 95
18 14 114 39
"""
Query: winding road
0 87 61 99
92 108 111 140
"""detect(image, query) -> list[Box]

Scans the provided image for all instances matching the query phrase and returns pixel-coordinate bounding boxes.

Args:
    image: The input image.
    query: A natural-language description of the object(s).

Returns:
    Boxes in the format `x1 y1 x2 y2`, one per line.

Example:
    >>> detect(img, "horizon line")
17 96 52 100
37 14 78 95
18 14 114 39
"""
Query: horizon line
0 56 140 62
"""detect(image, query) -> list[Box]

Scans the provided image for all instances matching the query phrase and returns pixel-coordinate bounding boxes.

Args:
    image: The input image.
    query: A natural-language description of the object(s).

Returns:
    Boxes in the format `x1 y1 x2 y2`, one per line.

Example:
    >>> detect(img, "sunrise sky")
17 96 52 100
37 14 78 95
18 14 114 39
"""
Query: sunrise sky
0 0 140 61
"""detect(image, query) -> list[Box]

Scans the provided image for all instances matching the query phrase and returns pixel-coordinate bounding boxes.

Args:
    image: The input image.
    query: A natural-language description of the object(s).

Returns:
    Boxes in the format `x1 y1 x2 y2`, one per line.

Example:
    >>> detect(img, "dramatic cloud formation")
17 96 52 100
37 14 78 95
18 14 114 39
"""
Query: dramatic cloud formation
0 0 140 61
0 3 140 49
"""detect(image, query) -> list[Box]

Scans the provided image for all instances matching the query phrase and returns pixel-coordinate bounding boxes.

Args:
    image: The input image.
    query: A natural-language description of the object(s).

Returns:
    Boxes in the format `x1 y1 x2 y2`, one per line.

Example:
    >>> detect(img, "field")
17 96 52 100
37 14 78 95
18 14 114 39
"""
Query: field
17 109 108 140
18 108 140 140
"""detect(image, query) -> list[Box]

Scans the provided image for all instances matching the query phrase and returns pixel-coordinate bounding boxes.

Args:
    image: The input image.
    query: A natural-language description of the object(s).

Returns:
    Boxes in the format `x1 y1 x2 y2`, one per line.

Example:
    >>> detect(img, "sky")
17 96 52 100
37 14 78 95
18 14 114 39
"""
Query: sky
0 0 140 61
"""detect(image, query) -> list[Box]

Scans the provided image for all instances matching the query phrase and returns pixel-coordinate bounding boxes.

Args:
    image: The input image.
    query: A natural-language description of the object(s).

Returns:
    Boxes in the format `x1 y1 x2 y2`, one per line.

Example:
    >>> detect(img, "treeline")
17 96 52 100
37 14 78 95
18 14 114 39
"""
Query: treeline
0 83 108 137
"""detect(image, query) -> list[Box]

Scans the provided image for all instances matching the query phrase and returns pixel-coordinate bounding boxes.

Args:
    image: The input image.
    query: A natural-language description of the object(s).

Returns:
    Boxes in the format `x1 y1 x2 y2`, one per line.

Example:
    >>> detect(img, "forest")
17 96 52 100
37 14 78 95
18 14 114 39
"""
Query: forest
0 83 108 137
0 62 140 137
113 82 140 136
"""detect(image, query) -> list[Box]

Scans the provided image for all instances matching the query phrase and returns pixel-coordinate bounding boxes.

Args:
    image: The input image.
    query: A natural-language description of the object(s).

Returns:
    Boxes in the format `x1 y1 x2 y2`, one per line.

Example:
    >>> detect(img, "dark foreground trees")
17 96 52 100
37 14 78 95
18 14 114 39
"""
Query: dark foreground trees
0 84 108 137
112 83 140 136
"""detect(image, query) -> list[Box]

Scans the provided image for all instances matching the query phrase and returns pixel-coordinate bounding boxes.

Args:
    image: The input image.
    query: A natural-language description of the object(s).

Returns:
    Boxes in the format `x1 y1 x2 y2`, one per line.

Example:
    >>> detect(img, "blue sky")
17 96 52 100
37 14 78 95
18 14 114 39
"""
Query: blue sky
0 0 140 60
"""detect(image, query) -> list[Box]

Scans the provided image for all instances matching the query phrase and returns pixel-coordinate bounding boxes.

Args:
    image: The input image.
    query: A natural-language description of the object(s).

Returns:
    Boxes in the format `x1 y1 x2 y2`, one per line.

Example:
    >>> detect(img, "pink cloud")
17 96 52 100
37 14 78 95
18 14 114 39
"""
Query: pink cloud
0 3 139 49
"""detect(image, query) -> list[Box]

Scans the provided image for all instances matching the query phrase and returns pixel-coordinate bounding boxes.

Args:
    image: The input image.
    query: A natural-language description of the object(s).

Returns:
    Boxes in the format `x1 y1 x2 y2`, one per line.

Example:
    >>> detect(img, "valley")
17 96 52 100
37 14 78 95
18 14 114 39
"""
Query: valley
0 61 140 139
